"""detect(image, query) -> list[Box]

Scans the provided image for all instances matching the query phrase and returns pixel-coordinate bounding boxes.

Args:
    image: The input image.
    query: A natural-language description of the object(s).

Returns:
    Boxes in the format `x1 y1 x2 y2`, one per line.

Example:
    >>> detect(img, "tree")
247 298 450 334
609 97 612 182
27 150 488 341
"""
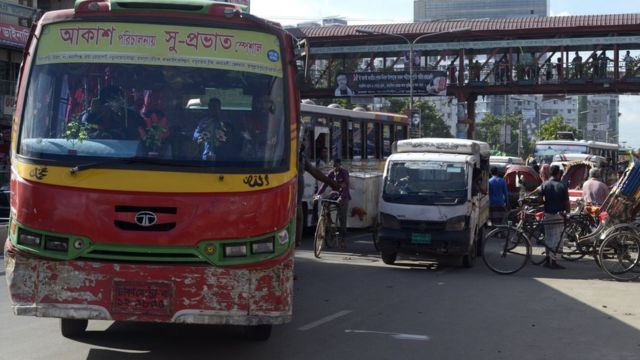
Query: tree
416 100 452 138
386 98 407 114
475 113 526 156
538 115 579 140
382 99 452 138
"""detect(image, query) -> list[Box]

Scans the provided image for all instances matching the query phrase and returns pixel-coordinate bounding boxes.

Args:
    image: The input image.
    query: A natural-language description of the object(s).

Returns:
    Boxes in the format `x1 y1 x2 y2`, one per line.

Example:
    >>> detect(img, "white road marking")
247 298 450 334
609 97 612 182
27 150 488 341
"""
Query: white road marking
345 329 430 341
298 310 352 331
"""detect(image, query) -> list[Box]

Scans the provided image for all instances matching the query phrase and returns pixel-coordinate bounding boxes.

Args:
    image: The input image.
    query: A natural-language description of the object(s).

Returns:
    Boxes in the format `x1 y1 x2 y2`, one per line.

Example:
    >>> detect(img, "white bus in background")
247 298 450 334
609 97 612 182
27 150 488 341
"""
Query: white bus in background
299 101 409 229
534 139 619 165
377 138 490 268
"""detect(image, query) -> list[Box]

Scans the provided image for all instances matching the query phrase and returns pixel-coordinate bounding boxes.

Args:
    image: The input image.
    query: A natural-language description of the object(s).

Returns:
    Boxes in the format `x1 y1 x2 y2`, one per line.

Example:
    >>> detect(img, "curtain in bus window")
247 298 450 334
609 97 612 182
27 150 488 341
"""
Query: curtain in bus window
382 125 391 158
352 121 362 160
366 122 376 159
331 121 342 160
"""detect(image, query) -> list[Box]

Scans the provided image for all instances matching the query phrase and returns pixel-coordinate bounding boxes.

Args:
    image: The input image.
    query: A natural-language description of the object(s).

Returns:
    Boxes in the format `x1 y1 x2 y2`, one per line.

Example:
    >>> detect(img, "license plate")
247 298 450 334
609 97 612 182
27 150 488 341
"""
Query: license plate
113 281 172 316
411 233 432 244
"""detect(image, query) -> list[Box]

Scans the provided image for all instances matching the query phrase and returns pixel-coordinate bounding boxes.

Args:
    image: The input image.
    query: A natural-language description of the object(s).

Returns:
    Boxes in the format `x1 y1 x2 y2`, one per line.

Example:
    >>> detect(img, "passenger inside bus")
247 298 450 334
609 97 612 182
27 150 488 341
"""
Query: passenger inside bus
193 97 235 161
82 86 144 140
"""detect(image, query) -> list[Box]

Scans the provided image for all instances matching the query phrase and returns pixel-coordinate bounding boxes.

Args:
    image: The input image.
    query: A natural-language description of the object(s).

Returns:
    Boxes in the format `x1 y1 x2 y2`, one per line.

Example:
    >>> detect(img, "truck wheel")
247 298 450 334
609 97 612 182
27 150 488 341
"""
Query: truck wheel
381 250 397 265
60 319 88 338
244 324 272 341
462 228 478 268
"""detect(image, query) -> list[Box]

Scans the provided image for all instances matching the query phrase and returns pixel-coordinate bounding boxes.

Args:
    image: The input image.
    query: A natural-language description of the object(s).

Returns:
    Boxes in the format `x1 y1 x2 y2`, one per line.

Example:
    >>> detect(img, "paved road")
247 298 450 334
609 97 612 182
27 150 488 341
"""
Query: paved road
1 231 639 360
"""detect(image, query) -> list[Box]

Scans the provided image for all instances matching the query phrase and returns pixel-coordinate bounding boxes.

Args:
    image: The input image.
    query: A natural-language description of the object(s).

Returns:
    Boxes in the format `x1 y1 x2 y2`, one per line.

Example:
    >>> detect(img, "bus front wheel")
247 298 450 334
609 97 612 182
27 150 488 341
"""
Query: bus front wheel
244 324 272 341
60 319 88 338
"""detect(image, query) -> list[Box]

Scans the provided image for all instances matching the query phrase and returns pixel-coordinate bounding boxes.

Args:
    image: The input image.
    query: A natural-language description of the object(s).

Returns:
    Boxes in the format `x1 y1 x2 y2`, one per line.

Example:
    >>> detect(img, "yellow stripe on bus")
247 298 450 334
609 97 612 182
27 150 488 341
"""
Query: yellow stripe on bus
16 161 296 193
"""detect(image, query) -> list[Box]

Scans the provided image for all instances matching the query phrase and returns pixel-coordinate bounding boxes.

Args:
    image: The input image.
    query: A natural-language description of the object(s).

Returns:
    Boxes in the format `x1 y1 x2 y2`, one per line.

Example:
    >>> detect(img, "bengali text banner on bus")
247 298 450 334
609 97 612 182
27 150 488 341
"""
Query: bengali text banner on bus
342 71 447 96
35 22 283 77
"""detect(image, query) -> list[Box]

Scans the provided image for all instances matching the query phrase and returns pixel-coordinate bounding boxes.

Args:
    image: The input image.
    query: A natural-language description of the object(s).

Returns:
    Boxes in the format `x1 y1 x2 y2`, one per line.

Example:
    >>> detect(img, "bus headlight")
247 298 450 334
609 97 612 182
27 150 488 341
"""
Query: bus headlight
252 240 275 254
44 236 69 252
224 244 247 258
18 230 41 247
445 216 468 232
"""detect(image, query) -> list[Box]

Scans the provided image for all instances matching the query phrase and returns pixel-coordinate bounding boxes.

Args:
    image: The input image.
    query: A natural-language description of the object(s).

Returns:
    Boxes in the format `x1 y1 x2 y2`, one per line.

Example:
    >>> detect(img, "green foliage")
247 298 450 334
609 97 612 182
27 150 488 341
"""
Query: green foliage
538 116 579 141
64 116 96 146
387 98 408 114
415 100 453 138
476 113 525 156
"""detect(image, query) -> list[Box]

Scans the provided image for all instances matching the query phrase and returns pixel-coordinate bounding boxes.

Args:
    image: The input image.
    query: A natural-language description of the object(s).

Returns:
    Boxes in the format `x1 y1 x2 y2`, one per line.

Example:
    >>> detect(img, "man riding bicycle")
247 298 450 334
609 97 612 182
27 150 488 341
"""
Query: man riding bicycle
315 159 351 249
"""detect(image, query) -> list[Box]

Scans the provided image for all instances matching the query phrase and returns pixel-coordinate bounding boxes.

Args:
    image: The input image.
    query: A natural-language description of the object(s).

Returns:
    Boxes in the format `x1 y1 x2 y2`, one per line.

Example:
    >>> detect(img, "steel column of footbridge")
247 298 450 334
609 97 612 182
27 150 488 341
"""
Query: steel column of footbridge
290 13 640 139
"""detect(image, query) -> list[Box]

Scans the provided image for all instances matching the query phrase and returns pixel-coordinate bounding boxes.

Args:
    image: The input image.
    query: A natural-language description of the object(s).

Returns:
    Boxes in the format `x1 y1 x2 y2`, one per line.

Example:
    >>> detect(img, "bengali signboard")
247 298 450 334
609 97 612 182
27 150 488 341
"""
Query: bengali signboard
0 22 29 47
336 71 447 97
35 22 282 77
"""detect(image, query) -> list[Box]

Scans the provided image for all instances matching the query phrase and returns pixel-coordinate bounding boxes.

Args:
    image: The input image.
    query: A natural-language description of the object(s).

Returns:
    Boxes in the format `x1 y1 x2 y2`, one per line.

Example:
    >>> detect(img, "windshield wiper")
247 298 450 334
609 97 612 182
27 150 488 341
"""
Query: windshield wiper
70 157 199 174
440 188 467 193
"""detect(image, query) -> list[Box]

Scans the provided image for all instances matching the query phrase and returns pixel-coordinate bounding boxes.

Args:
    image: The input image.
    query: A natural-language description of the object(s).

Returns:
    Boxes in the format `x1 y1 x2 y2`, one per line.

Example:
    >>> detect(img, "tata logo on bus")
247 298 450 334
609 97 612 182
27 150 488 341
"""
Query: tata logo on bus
267 50 279 62
135 211 158 227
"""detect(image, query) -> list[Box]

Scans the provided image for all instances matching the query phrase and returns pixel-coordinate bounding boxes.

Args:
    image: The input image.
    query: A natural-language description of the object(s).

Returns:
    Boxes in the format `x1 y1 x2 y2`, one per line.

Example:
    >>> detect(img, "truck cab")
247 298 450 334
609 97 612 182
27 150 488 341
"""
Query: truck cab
377 138 490 267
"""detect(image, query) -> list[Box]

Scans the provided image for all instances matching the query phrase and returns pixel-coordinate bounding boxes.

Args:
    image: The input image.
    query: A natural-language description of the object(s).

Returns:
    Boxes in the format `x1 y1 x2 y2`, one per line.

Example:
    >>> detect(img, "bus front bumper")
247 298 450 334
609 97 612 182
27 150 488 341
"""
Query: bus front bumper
378 228 470 256
3 247 293 325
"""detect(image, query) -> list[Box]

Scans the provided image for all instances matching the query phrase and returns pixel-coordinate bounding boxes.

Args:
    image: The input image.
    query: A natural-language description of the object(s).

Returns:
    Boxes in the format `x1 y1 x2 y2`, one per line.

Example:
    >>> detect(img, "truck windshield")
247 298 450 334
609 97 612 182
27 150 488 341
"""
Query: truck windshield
18 22 287 171
383 161 468 205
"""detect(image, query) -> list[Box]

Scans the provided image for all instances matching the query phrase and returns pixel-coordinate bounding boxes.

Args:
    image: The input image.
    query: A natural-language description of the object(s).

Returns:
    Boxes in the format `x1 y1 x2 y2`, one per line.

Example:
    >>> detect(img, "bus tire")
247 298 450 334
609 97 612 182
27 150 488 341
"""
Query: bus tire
244 324 272 341
60 319 88 338
381 250 396 265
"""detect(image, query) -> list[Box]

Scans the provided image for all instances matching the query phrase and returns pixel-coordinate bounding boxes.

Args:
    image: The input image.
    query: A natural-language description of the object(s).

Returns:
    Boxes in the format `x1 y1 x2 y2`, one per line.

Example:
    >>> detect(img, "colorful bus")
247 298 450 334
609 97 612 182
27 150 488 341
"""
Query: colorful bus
299 101 409 229
4 0 299 340
534 139 619 165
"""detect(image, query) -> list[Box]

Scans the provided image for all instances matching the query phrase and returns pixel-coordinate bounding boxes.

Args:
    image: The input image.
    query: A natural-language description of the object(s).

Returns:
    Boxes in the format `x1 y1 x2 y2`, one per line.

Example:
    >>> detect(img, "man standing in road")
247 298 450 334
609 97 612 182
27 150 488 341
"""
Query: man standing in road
316 158 351 249
488 166 508 226
539 165 570 269
582 168 610 206
297 138 339 247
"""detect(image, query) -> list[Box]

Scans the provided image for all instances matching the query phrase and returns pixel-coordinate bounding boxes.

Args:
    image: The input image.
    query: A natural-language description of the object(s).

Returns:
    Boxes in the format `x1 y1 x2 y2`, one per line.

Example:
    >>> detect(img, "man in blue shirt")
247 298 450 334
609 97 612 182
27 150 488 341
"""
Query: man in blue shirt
488 166 509 226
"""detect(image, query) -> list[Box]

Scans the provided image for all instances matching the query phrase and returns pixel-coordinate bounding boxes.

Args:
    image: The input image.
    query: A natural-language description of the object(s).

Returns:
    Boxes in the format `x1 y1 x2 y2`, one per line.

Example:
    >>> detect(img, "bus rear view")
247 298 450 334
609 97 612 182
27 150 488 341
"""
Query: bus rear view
4 0 299 340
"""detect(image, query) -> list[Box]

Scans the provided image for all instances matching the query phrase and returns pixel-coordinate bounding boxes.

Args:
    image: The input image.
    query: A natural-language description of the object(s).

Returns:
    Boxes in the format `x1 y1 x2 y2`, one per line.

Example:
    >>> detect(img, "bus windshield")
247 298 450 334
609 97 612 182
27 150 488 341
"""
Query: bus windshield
534 143 588 164
383 161 468 205
18 22 287 171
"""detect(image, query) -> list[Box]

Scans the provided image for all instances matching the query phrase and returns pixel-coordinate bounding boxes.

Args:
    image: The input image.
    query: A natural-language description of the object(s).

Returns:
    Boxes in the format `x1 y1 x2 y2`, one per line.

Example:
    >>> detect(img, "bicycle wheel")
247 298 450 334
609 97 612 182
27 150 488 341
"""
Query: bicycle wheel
527 223 547 265
560 219 590 261
314 216 327 258
482 226 530 275
598 230 640 281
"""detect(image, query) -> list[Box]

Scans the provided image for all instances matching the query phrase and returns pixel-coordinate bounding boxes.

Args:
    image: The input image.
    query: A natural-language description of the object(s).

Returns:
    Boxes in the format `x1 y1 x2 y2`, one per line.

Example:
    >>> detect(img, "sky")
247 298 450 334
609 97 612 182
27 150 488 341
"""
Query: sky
251 0 640 147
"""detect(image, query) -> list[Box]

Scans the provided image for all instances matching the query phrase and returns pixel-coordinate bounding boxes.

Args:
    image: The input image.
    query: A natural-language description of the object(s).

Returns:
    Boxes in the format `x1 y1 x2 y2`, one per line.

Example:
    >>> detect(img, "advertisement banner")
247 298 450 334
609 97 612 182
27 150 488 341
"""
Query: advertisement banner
336 71 447 96
0 23 29 47
35 22 282 77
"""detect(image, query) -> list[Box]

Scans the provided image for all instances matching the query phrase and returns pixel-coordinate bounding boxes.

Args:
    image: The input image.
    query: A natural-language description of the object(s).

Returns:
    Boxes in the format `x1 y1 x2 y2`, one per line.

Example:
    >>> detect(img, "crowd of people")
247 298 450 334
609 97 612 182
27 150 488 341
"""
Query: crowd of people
488 157 612 270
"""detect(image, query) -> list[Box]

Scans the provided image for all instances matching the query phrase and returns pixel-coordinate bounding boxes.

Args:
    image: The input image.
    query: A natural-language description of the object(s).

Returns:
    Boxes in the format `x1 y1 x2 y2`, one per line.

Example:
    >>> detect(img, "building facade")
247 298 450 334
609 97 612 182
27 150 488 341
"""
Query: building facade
414 0 549 22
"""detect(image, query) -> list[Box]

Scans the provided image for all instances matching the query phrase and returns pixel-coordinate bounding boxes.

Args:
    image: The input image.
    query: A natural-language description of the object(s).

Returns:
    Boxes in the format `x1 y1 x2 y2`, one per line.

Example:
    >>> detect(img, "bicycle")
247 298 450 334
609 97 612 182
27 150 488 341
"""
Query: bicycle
482 214 567 275
313 198 341 258
597 228 640 281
